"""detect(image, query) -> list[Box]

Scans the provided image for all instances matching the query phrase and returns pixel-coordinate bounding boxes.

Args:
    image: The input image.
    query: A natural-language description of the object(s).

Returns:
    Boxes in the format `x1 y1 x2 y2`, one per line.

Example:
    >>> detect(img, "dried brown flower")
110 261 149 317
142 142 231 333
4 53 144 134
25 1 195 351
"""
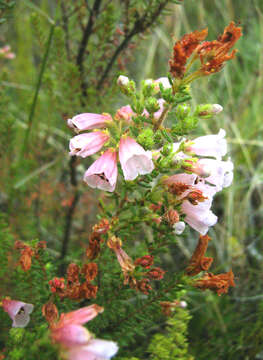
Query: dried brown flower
186 235 213 276
82 263 98 281
195 270 235 296
42 302 59 326
169 28 208 78
197 21 242 75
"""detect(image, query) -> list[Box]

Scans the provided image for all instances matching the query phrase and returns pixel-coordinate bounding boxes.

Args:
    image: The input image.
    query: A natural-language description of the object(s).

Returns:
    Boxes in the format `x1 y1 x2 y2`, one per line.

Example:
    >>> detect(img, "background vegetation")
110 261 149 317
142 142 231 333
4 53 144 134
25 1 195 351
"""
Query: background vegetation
0 0 263 359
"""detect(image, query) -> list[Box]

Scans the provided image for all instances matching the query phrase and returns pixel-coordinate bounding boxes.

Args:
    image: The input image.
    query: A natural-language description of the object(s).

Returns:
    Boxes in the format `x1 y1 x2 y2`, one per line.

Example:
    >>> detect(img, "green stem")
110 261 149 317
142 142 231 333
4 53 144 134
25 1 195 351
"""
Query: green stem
21 22 56 156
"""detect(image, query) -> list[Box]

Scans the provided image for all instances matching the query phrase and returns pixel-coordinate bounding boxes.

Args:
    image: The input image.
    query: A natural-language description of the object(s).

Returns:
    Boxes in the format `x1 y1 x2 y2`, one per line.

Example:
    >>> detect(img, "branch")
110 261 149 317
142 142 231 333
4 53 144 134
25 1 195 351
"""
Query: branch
96 0 170 90
76 0 102 75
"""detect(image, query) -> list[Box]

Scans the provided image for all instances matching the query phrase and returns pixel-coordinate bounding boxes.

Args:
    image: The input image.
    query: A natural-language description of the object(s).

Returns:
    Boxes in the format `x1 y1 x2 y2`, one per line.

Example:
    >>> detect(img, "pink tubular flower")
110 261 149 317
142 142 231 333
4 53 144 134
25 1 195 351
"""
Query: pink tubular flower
65 339 118 360
52 324 92 347
51 305 103 347
191 158 234 190
119 136 154 181
51 305 118 359
185 129 227 159
165 173 218 235
67 113 112 132
69 131 109 158
84 149 118 192
58 304 104 327
2 299 34 328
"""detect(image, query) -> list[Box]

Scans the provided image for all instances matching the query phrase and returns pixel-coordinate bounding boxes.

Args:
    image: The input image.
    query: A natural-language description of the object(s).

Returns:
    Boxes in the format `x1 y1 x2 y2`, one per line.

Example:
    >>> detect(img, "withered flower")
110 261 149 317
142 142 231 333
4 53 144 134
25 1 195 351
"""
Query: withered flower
80 282 98 299
82 263 98 281
186 190 208 205
19 247 34 271
134 255 154 269
160 300 187 316
136 278 152 295
42 302 59 326
169 28 208 78
167 182 191 196
197 21 242 75
194 270 235 296
147 267 165 280
67 263 80 284
164 209 180 226
186 235 213 276
107 236 135 285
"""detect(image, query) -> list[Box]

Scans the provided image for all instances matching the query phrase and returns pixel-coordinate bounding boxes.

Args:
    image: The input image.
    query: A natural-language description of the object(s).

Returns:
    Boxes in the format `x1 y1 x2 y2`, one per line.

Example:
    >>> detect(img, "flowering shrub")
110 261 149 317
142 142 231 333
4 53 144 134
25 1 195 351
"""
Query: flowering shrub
0 2 244 358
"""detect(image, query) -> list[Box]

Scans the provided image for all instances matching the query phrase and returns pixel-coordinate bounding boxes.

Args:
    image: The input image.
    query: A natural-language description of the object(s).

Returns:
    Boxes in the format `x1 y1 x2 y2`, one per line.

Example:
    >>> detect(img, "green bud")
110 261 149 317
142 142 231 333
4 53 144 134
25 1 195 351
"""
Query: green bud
161 143 173 156
176 104 191 120
137 128 154 150
145 97 160 114
142 80 156 97
194 104 223 118
153 130 162 145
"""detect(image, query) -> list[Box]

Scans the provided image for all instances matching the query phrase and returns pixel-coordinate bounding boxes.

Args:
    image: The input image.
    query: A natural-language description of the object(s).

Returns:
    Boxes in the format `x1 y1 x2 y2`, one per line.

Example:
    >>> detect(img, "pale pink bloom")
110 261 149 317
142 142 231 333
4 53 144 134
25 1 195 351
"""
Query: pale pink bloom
211 104 223 114
119 136 154 181
84 149 118 192
181 200 217 235
52 324 92 347
115 105 134 122
185 129 227 159
192 158 234 191
58 304 104 327
68 113 112 132
154 77 172 90
65 339 118 360
69 131 109 158
2 299 34 328
180 301 187 308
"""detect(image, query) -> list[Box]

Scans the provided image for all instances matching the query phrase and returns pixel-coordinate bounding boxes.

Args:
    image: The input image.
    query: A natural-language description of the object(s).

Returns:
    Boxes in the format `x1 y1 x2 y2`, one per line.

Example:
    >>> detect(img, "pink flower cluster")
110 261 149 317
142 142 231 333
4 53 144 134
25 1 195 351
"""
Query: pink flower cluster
165 129 233 235
68 113 154 192
51 304 118 360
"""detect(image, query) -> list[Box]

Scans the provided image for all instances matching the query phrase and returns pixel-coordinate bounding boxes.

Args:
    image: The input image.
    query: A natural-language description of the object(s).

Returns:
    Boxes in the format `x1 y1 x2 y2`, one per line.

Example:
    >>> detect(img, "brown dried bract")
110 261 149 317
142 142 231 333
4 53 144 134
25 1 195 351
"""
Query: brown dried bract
82 263 98 281
195 270 235 296
186 235 213 276
67 263 80 284
169 28 208 78
197 21 242 75
42 302 59 326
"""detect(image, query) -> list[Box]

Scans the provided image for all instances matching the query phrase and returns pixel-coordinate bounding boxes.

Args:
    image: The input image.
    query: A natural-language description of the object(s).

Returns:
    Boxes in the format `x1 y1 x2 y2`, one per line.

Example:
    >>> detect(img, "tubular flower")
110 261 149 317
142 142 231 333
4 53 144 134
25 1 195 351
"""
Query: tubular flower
119 136 154 181
185 129 227 159
186 235 213 276
164 173 218 235
84 149 118 192
51 305 118 359
194 270 235 296
67 113 112 132
107 237 135 285
169 28 208 78
64 339 118 360
115 105 134 122
69 131 109 158
2 299 34 328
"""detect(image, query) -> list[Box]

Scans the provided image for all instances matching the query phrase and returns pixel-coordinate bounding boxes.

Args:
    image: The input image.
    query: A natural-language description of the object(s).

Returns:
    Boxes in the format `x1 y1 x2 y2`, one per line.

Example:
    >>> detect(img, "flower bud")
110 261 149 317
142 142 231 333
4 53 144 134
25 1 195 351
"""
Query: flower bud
195 104 223 118
173 221 185 235
117 75 129 87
